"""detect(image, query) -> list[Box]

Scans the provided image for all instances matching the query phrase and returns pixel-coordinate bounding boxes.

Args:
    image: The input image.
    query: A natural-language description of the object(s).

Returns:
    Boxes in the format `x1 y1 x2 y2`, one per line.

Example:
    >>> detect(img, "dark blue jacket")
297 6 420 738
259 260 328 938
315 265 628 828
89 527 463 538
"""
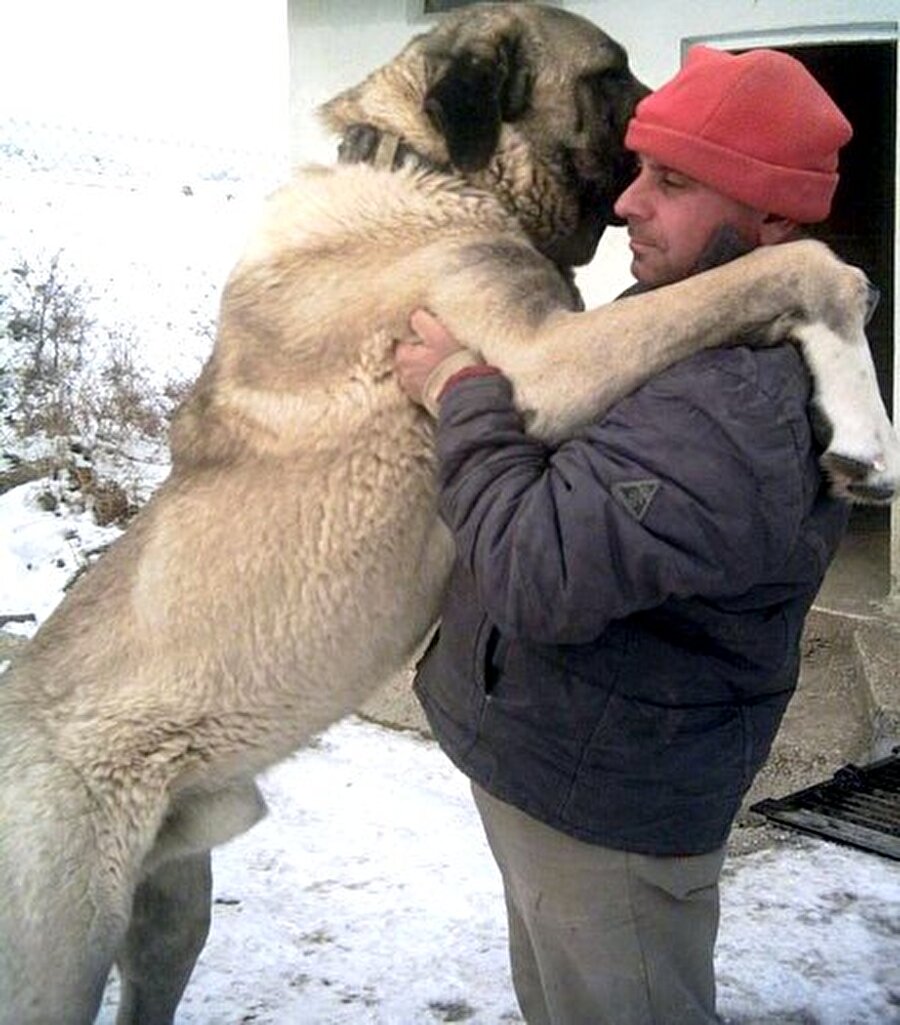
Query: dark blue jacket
414 332 848 855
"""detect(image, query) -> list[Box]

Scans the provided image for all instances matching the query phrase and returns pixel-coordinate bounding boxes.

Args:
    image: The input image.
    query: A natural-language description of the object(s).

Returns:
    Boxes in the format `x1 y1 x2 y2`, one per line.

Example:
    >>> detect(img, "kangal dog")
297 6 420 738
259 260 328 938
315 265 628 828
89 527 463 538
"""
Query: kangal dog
1 4 897 1023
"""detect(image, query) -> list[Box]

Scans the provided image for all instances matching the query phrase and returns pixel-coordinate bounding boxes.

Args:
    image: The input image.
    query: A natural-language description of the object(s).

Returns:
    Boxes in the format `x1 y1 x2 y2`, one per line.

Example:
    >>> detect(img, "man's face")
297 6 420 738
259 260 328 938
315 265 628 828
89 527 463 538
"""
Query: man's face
613 157 768 286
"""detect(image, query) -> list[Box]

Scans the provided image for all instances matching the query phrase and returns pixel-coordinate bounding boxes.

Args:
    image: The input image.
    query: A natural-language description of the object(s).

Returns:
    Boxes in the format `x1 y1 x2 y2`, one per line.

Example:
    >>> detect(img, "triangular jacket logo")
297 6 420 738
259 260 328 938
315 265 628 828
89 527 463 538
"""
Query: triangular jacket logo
612 479 660 522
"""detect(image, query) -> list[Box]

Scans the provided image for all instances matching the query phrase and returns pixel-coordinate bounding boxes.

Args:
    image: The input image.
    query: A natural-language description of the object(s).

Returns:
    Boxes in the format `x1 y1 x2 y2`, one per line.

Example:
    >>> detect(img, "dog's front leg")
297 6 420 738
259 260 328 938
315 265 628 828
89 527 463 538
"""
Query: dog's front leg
438 237 899 503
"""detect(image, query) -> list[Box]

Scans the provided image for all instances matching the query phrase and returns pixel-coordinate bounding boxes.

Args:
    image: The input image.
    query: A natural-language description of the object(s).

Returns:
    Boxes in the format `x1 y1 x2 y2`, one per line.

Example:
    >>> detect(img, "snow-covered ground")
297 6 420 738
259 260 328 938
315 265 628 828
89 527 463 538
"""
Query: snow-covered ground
88 716 900 1025
1 480 899 1025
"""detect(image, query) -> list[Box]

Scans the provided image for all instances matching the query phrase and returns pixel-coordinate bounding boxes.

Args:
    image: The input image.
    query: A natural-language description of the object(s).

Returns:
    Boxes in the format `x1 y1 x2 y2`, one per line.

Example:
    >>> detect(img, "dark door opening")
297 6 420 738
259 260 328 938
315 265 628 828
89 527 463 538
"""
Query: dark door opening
735 41 896 552
783 42 896 413
792 42 896 543
728 40 896 600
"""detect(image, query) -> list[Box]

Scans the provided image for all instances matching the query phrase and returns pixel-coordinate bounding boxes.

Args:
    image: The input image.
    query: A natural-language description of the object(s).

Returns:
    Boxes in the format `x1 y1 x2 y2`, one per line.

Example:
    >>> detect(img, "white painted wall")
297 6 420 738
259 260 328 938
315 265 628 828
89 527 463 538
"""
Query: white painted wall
566 1 899 90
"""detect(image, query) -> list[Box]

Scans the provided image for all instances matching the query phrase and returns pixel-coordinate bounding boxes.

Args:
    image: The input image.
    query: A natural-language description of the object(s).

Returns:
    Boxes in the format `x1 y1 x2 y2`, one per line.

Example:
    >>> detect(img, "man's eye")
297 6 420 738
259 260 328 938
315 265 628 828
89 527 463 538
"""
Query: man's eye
661 174 687 190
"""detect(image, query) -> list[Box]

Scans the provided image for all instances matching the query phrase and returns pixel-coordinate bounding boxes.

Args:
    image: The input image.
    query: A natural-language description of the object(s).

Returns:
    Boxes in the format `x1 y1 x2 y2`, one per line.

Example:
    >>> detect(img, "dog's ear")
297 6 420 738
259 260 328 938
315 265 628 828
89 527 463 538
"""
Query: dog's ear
424 35 531 172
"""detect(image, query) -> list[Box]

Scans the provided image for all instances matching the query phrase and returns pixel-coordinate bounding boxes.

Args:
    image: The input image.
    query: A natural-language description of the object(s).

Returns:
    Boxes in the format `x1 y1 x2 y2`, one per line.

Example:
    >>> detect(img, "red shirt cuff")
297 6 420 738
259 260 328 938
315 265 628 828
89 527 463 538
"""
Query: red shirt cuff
438 365 502 402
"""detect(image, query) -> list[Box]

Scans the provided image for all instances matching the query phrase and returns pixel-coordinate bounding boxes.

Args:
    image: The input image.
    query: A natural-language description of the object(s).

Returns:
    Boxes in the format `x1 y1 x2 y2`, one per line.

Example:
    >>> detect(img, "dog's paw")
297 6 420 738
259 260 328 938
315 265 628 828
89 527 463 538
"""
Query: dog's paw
820 450 899 505
794 321 900 506
818 403 900 505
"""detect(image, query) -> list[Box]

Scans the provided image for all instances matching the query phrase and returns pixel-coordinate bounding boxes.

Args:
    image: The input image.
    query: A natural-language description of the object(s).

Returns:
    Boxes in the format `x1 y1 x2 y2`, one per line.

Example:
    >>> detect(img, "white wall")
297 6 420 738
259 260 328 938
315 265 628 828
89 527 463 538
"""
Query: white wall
567 1 899 90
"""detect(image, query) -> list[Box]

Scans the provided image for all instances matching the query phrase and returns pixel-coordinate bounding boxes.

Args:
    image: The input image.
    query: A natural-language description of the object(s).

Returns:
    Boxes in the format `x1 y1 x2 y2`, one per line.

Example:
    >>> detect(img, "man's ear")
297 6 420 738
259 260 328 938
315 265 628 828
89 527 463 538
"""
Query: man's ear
759 214 800 245
424 36 531 173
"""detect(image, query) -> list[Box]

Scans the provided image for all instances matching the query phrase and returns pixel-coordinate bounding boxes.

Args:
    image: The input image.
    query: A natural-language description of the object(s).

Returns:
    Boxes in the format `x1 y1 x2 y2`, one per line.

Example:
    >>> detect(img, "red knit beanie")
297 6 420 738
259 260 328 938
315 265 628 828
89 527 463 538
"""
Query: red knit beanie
624 46 853 222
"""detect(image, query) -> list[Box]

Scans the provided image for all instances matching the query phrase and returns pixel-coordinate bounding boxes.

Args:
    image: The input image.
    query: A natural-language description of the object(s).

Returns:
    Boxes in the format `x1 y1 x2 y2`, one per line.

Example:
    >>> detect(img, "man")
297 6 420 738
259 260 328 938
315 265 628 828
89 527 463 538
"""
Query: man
394 47 853 1024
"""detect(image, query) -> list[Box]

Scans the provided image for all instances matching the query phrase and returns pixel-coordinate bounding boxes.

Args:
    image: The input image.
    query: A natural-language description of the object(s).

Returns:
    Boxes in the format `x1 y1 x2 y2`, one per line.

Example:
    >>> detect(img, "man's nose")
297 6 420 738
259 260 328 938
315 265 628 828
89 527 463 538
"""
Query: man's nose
613 176 643 222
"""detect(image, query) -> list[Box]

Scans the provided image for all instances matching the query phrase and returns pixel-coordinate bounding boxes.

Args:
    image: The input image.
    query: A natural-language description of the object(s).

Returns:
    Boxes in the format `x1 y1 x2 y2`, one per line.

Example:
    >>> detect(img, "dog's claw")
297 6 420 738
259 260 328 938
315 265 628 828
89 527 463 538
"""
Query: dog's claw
821 450 899 506
848 482 897 504
822 453 872 482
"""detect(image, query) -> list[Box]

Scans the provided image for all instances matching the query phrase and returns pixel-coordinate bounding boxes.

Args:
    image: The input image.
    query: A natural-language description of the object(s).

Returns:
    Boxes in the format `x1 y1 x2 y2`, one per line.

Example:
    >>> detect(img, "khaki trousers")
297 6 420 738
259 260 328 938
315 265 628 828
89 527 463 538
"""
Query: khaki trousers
472 784 726 1025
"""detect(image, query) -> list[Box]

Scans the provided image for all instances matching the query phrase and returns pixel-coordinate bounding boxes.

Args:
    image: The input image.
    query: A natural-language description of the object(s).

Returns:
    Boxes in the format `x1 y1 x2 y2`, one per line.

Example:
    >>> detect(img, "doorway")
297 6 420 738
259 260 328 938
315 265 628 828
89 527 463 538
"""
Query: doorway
733 39 897 602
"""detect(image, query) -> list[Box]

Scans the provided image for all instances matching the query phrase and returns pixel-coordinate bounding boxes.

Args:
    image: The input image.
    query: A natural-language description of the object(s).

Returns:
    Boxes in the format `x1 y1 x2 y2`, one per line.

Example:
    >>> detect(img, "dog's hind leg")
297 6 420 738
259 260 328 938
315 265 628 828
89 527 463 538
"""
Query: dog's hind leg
114 852 213 1025
0 749 136 1025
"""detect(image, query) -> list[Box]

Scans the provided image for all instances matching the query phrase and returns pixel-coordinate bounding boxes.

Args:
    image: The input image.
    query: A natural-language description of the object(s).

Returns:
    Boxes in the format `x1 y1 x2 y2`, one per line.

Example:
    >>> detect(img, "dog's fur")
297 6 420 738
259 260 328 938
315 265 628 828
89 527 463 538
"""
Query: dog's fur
1 5 897 1023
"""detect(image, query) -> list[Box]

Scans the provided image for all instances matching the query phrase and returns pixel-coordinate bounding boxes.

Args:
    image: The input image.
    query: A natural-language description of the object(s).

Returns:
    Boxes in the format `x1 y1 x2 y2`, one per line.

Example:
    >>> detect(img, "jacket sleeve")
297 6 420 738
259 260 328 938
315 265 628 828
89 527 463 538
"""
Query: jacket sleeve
435 348 811 644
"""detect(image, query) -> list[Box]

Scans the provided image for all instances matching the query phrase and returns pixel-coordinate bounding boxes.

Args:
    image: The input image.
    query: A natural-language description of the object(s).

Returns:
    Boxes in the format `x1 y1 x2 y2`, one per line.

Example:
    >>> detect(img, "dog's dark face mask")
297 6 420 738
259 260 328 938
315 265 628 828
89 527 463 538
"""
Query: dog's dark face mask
544 66 648 267
420 5 648 268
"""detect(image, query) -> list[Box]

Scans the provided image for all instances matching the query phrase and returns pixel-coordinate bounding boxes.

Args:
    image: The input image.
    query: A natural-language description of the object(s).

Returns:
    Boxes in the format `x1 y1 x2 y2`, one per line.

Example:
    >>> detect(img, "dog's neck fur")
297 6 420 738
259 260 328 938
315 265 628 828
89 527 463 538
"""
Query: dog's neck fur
319 53 453 169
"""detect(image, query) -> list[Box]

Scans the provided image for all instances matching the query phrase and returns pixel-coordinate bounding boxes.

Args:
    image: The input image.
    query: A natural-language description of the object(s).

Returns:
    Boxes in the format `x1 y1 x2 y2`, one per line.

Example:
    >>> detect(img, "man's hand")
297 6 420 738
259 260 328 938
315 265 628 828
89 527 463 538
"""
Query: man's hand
394 309 483 415
394 310 467 404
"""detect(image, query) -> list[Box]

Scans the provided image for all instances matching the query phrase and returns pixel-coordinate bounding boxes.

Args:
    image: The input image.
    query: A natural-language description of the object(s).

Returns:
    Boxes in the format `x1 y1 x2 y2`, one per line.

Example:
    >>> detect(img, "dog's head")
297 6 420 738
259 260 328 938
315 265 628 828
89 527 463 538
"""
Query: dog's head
320 3 648 268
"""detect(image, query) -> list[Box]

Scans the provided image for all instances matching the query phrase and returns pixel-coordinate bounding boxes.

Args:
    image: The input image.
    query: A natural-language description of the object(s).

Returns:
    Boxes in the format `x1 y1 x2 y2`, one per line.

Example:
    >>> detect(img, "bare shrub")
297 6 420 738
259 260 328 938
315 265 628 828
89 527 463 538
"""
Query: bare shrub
78 332 171 446
2 254 93 438
1 252 193 524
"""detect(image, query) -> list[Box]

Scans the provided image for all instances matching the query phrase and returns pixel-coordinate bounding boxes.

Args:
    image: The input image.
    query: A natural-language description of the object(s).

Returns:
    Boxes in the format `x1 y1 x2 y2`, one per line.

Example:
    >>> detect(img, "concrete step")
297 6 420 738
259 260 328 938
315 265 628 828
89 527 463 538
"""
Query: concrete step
854 615 900 759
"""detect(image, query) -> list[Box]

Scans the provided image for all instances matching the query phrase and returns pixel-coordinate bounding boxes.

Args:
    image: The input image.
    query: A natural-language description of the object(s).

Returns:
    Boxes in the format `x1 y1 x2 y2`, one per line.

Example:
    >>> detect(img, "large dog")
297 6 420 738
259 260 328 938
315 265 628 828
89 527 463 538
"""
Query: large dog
1 5 897 1023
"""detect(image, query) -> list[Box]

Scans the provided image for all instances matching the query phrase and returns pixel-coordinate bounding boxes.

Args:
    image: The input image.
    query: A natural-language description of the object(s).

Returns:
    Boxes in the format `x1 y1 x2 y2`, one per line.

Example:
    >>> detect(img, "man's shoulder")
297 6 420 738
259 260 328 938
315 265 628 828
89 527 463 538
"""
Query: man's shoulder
636 343 810 412
598 343 815 468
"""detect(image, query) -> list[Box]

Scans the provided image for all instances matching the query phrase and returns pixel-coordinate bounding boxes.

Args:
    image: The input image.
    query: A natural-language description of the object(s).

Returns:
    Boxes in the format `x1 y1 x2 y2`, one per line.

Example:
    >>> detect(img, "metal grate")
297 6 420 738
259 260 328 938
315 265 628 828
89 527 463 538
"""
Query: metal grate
751 752 900 861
